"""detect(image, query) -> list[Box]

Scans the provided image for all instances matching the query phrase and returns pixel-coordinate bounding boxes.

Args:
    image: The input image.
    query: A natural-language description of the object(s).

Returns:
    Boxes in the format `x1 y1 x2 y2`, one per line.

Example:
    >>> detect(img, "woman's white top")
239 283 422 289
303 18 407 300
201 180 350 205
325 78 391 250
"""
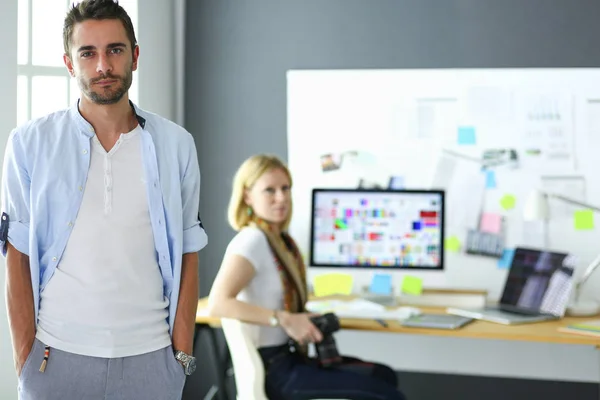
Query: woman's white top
225 227 289 348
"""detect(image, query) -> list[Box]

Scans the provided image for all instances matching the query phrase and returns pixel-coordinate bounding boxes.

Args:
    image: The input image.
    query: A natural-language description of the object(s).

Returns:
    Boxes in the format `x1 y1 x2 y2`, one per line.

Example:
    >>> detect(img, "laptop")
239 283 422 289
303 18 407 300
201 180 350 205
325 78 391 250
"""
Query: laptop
447 247 576 325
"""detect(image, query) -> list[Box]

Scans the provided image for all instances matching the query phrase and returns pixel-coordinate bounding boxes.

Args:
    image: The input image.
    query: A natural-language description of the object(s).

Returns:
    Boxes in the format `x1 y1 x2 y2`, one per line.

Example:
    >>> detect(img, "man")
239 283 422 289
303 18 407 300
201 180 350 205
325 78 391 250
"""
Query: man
2 1 207 398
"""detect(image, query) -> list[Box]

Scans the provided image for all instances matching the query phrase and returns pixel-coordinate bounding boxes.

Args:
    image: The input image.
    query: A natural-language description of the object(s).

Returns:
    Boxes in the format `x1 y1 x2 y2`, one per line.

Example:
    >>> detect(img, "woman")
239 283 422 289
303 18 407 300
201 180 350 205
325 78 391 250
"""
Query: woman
208 154 407 400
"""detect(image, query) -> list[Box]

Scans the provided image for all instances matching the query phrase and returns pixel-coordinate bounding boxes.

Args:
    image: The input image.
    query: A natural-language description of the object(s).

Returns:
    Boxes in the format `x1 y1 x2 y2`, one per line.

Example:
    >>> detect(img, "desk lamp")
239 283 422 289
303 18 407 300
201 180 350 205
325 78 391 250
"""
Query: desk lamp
523 189 600 316
522 189 551 248
569 253 600 316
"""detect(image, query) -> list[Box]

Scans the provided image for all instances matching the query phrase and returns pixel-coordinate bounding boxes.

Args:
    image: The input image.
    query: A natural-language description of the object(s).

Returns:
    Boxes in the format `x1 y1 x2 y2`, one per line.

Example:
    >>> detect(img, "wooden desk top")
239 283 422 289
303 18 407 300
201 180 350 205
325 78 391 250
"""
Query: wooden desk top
196 297 600 348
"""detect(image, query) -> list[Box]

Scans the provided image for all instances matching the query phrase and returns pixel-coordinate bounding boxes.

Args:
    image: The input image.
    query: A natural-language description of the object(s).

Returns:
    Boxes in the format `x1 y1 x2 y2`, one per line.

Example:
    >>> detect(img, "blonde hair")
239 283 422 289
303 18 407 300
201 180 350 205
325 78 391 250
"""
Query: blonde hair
228 154 293 231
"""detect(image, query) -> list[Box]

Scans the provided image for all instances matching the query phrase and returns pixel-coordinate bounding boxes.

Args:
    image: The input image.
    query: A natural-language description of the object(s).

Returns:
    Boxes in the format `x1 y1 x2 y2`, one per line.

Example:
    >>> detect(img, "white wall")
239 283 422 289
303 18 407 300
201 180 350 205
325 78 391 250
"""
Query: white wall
0 1 18 398
0 2 179 398
287 69 600 384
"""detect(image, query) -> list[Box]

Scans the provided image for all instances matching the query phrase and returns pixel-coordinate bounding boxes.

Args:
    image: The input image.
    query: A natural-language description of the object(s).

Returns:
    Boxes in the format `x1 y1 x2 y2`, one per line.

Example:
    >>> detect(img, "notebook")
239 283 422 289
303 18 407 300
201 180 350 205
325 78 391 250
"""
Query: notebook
400 313 474 330
558 319 600 337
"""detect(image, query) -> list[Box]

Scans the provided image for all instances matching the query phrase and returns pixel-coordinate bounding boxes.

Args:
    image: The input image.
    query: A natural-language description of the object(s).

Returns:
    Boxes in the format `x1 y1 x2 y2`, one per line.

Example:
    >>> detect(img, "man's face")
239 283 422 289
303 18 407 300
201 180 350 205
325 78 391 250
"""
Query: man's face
64 19 139 105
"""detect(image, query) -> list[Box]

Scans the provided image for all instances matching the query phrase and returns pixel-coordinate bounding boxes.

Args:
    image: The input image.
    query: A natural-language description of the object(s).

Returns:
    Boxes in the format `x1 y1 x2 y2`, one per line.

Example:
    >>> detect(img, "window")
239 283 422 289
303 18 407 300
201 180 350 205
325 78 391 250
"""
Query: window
17 0 138 125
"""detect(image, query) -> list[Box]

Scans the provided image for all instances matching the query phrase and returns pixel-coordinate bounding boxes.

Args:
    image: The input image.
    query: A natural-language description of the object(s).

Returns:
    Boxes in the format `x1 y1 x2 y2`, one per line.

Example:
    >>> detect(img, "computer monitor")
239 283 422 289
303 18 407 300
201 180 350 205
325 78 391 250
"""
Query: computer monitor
309 188 445 270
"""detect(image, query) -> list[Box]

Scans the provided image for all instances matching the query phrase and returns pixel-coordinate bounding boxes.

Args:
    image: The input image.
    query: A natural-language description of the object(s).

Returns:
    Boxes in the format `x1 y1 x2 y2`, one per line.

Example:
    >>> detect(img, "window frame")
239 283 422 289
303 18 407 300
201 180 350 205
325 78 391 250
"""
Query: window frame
18 0 72 122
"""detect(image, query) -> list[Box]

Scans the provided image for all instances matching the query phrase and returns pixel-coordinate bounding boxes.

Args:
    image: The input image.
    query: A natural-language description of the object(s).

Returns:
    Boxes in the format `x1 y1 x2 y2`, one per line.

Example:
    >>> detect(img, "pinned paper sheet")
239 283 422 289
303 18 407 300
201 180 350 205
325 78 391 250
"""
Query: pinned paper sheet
485 170 497 189
445 236 461 252
401 276 423 295
431 154 457 189
522 221 545 248
480 212 502 234
457 126 476 145
500 194 516 210
497 248 516 269
369 273 393 295
466 87 512 123
445 163 486 230
574 210 594 230
313 273 354 297
541 176 586 218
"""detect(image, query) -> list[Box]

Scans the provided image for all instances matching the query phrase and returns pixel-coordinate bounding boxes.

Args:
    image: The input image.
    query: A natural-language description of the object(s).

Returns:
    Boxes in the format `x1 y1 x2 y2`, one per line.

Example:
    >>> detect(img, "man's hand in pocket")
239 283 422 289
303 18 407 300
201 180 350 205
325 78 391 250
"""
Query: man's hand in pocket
15 338 35 377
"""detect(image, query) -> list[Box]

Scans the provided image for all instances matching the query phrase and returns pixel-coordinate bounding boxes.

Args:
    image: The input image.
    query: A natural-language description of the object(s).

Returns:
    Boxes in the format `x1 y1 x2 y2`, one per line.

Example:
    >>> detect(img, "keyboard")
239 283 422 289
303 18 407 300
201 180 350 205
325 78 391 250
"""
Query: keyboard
306 298 421 320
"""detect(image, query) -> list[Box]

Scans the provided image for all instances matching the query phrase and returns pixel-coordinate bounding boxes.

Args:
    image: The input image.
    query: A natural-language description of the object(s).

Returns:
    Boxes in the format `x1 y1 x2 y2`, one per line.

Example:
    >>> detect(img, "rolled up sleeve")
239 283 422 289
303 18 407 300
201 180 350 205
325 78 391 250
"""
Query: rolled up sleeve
181 135 207 254
1 131 31 256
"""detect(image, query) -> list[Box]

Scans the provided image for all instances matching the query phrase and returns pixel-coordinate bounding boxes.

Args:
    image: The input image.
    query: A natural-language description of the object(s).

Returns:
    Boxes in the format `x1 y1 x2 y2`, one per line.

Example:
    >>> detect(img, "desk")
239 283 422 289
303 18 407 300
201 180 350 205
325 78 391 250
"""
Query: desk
195 297 600 399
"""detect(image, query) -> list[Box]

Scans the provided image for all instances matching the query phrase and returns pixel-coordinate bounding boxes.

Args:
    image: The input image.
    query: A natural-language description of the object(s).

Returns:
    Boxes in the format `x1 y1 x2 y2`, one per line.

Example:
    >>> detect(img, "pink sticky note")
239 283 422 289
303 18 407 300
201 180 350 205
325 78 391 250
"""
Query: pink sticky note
480 212 502 234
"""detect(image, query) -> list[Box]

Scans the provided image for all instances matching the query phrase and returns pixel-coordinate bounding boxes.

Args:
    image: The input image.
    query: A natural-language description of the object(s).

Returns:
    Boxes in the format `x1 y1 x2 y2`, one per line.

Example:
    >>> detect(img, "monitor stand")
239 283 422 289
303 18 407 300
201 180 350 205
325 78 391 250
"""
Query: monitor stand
361 294 398 307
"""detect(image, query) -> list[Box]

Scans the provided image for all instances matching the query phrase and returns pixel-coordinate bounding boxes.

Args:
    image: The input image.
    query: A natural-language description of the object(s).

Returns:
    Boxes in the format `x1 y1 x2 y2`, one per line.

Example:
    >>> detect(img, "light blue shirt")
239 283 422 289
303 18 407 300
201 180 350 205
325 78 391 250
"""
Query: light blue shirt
0 101 208 333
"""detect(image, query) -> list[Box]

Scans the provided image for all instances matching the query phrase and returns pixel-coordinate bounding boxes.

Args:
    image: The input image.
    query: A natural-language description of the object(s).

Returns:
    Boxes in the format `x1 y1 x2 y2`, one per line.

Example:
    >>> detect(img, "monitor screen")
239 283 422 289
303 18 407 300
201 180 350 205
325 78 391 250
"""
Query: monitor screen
309 189 445 269
499 248 575 316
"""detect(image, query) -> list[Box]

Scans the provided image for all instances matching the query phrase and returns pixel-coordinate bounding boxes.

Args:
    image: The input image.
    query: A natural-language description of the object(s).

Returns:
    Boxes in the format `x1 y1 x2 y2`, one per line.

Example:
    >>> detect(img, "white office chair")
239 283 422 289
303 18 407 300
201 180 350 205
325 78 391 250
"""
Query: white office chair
221 318 268 400
221 318 348 400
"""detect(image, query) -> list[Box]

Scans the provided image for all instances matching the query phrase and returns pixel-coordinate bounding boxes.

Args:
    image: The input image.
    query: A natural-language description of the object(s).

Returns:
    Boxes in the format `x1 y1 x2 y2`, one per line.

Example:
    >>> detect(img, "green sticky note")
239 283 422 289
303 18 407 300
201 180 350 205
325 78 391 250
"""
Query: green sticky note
574 210 594 230
402 275 423 295
313 273 354 297
500 194 516 210
445 236 461 252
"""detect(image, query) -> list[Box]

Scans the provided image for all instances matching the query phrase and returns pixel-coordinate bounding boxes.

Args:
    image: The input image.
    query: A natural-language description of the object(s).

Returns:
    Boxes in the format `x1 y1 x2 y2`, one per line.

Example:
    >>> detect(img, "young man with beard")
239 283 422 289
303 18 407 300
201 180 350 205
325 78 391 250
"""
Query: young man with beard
1 1 207 398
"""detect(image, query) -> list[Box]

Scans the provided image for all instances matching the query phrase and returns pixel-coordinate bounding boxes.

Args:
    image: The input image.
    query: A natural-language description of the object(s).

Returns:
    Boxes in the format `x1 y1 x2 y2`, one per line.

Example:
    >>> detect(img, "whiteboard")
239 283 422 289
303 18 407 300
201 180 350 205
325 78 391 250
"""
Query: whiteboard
287 68 600 301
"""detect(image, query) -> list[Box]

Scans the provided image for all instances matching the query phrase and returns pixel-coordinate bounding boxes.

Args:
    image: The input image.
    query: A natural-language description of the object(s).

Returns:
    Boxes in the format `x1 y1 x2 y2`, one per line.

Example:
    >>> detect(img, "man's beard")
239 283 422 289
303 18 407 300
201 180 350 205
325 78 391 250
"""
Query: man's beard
79 69 133 105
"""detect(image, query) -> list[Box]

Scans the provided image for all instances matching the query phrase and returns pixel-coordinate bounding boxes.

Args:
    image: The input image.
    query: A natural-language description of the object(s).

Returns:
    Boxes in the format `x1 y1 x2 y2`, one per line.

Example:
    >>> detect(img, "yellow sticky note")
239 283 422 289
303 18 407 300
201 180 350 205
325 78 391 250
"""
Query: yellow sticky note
574 210 594 230
500 194 516 210
445 236 461 252
313 273 354 297
401 275 423 295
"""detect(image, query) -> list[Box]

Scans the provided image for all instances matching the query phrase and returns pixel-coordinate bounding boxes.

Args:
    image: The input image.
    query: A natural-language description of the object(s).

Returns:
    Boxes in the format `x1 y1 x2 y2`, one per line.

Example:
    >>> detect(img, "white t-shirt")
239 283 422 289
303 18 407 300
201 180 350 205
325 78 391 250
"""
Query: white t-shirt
36 126 171 358
225 227 289 348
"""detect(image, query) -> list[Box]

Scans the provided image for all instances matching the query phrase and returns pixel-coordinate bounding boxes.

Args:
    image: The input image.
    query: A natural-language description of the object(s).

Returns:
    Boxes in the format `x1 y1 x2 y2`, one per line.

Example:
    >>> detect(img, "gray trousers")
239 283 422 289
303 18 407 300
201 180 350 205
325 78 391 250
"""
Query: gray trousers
18 338 186 400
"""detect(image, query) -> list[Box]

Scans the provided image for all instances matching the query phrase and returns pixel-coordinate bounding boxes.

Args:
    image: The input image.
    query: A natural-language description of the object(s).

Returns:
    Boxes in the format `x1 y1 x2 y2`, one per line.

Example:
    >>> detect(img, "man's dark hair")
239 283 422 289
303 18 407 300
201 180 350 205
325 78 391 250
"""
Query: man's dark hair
63 0 137 56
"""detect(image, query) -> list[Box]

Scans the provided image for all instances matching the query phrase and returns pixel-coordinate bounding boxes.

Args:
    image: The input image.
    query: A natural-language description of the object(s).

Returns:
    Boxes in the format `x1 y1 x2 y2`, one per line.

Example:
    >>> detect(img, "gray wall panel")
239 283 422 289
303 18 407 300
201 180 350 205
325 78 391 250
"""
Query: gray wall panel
183 1 600 398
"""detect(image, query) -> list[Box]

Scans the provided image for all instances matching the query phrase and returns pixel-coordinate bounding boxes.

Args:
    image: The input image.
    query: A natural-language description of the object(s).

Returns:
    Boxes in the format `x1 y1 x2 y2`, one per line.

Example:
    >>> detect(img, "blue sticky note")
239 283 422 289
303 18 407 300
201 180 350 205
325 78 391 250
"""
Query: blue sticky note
369 273 392 295
457 126 476 145
498 248 516 269
485 170 496 189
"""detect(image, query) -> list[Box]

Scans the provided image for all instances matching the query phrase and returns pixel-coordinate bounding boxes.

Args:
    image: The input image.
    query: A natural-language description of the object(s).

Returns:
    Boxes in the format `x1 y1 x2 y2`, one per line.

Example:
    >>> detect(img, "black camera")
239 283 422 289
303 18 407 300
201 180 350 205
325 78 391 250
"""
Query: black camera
310 313 342 368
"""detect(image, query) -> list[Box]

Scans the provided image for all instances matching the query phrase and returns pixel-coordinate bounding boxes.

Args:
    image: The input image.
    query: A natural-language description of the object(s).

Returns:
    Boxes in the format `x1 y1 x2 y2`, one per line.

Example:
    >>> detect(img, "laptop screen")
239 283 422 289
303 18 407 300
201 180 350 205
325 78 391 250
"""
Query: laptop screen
499 247 575 316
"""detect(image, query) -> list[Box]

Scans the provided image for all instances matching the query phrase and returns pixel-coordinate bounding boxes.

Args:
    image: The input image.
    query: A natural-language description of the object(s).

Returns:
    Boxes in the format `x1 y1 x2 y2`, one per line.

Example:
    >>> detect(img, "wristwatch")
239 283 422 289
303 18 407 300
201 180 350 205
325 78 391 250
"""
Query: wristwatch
269 310 280 327
174 350 197 376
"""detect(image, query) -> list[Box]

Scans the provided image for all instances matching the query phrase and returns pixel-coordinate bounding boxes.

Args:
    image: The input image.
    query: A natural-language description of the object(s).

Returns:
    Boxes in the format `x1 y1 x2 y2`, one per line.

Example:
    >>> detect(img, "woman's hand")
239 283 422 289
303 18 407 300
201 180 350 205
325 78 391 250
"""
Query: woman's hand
277 311 323 344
